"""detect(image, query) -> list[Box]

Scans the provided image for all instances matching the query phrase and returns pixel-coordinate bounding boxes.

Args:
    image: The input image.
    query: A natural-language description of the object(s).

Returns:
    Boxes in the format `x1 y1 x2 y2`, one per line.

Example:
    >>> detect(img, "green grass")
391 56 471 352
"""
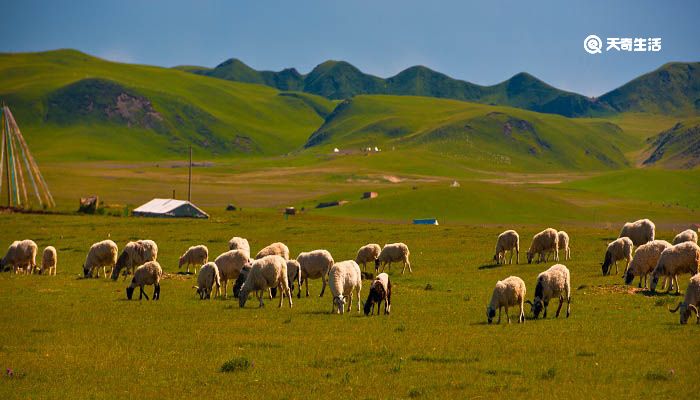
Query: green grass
0 212 698 399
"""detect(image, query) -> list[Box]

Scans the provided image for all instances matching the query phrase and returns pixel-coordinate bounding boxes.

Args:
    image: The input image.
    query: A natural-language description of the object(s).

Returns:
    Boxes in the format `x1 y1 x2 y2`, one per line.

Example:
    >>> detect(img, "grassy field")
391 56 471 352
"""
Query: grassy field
0 211 698 399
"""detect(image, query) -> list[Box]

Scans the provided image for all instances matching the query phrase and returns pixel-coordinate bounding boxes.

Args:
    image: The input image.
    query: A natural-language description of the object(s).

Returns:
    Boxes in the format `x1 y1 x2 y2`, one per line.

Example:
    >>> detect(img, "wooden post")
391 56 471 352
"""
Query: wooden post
188 145 192 202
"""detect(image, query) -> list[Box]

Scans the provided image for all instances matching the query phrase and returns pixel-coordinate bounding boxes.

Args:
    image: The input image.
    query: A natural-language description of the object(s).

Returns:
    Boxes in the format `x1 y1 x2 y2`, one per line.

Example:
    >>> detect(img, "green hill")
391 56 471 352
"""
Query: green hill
642 118 700 168
0 50 334 160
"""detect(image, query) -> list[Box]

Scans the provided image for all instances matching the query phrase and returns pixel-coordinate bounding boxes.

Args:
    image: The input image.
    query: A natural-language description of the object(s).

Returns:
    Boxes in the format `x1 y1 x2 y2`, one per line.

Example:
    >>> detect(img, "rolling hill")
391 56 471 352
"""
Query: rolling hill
642 118 700 168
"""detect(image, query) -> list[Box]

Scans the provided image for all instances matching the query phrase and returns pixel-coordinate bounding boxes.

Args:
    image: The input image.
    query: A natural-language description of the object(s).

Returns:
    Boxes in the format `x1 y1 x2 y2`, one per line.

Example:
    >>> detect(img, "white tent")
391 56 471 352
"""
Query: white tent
132 198 209 219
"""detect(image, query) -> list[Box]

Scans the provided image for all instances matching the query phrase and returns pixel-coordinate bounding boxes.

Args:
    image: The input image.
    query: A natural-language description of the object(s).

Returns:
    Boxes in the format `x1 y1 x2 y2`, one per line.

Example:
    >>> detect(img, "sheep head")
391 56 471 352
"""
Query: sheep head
333 295 346 314
486 306 496 324
623 269 635 285
601 251 613 275
669 302 691 324
82 264 91 278
649 274 660 293
527 298 544 318
126 286 135 300
238 284 250 308
526 251 534 264
112 251 129 280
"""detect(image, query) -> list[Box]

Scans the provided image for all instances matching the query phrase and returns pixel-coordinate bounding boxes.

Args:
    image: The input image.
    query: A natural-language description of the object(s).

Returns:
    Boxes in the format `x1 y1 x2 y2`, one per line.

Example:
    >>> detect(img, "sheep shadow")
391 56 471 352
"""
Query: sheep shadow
640 290 682 298
478 263 503 270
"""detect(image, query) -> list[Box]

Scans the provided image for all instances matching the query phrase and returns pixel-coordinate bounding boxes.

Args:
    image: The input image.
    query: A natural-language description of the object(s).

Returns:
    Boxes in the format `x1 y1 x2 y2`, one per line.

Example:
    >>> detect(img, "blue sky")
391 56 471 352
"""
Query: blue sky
2 0 698 96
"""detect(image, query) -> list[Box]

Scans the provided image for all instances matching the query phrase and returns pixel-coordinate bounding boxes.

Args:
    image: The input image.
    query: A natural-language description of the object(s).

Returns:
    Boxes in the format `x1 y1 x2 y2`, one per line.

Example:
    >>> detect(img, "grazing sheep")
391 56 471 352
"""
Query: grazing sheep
126 261 162 300
193 262 221 300
40 246 57 276
363 273 391 316
526 229 558 264
232 265 250 299
178 245 209 274
329 260 362 314
0 240 38 274
624 240 672 288
355 243 381 271
111 240 158 280
214 250 250 298
238 255 292 308
486 276 526 324
601 237 633 276
526 264 571 319
83 240 118 279
493 230 519 265
650 241 700 294
673 229 698 245
619 219 655 246
286 259 302 294
255 242 290 260
375 243 412 274
668 273 700 324
557 231 571 261
228 237 251 257
297 249 335 298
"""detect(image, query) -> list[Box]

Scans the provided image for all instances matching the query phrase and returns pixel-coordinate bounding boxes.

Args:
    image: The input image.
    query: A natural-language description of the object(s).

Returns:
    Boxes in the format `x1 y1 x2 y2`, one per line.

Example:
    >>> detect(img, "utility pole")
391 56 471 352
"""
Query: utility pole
187 145 192 202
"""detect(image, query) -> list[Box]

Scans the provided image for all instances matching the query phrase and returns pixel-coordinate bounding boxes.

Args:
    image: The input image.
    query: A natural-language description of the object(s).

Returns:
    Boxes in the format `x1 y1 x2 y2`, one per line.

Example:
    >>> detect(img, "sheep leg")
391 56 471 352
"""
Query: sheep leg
153 283 160 300
357 287 361 312
319 276 327 297
555 296 563 318
287 286 293 308
566 297 570 318
518 303 524 323
278 285 283 308
257 290 264 308
543 301 549 318
505 307 511 324
674 275 680 295
402 258 412 274
305 277 310 297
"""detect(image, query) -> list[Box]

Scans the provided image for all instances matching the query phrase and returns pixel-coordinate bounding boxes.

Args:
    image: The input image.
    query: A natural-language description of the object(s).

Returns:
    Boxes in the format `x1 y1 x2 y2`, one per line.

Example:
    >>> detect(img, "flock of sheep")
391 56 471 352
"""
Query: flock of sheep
2 218 698 324
488 220 700 325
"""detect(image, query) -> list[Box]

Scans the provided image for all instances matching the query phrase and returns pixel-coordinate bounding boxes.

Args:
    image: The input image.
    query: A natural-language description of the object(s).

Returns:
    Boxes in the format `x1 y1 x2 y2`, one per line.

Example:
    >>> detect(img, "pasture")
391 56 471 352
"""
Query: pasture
0 208 698 399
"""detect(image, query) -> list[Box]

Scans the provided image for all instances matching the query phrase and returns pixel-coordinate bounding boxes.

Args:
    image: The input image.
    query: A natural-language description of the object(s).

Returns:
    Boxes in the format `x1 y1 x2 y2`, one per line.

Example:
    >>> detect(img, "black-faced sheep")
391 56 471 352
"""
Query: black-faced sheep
111 240 158 280
41 246 57 276
0 240 38 274
668 273 700 324
375 243 412 274
486 276 526 324
178 245 208 274
126 261 162 301
238 255 292 308
650 241 700 294
493 230 519 265
619 219 655 246
624 240 672 288
526 264 571 319
329 260 362 314
363 272 391 316
601 237 633 276
297 249 334 298
673 229 698 245
193 262 221 300
355 243 381 271
83 240 118 279
526 229 558 264
255 242 289 260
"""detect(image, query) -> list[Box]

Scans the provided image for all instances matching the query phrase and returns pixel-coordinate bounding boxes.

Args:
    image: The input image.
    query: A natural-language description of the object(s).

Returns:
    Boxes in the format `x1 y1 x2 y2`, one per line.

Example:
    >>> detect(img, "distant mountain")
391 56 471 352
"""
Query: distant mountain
643 119 700 168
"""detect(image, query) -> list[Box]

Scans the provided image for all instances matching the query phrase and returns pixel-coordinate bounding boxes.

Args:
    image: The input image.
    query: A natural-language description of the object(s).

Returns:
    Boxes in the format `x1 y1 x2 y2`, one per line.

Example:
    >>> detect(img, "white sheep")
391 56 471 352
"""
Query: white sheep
178 245 209 274
363 272 391 316
355 243 381 271
526 228 558 264
650 241 700 294
83 240 118 279
40 246 57 276
193 262 221 300
228 237 251 257
673 229 698 245
329 260 362 314
126 261 162 300
668 273 700 324
486 276 526 324
619 219 655 246
0 240 38 274
493 230 519 265
111 239 158 280
557 231 571 261
214 249 250 298
238 255 292 308
624 240 672 288
297 249 335 298
601 237 633 276
286 259 302 295
526 264 571 319
375 243 412 274
255 242 290 260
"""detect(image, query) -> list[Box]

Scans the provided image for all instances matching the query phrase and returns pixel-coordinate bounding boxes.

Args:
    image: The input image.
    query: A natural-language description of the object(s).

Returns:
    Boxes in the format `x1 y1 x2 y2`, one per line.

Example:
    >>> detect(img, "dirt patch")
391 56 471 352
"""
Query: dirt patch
162 272 194 281
383 175 404 183
580 284 642 295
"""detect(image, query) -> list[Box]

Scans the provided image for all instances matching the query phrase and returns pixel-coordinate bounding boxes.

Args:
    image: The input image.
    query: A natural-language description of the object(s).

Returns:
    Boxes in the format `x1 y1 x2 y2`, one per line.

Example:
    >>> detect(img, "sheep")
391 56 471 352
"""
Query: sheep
355 243 381 271
228 237 251 257
214 249 250 298
232 265 250 299
601 237 633 276
40 246 57 276
673 229 698 245
526 229 558 264
486 276 526 324
329 260 362 314
178 245 209 274
526 264 571 319
238 255 292 308
83 240 118 279
375 243 412 274
193 262 221 300
650 241 700 294
619 219 655 246
624 240 672 288
0 240 38 274
126 261 162 300
668 273 700 324
493 230 519 265
297 249 335 298
110 239 158 280
255 242 290 260
557 231 571 261
286 259 302 294
363 273 391 316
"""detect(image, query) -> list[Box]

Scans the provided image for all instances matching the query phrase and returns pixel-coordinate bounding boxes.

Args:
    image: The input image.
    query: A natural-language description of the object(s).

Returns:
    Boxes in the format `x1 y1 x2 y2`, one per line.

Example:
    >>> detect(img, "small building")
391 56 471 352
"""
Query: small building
362 191 378 199
285 207 297 215
133 198 209 219
413 218 439 225
316 200 349 209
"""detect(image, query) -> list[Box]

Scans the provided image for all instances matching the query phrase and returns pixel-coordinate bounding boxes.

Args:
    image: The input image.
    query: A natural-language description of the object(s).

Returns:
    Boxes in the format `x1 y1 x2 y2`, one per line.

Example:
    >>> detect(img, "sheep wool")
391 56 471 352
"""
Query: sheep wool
255 242 290 260
526 228 558 264
668 273 700 324
375 243 412 274
41 246 58 276
0 239 38 274
601 237 633 276
355 243 381 271
650 241 700 294
557 231 571 261
111 240 158 280
364 272 391 316
494 230 519 265
228 237 251 258
624 240 672 288
194 262 221 300
619 219 655 246
238 255 292 308
126 261 163 300
527 264 571 319
297 249 335 298
329 260 362 315
673 229 698 245
214 249 250 298
83 240 118 279
178 245 209 274
487 276 526 324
